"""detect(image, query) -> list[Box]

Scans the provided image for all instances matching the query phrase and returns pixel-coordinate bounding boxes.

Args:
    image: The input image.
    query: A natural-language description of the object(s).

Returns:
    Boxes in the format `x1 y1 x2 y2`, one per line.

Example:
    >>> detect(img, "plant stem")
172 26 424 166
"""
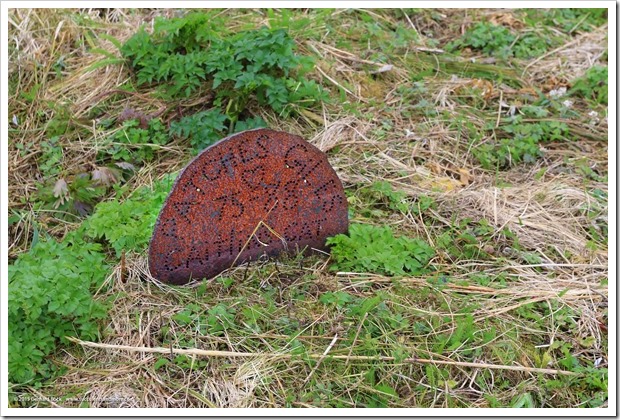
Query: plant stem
67 336 579 376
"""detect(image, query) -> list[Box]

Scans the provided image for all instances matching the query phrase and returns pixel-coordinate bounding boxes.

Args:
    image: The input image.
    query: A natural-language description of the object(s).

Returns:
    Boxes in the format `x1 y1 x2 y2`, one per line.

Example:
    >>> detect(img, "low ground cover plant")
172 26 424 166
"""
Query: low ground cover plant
7 8 608 409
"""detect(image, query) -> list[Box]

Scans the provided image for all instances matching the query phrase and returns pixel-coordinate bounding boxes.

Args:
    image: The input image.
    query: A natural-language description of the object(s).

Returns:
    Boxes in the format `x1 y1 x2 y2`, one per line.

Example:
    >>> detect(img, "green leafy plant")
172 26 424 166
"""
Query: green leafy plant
475 105 570 169
565 366 608 408
169 109 228 151
28 135 104 218
8 236 109 384
447 21 551 60
511 32 552 59
121 10 328 148
569 66 608 105
525 8 607 33
44 103 72 138
447 22 515 58
511 392 536 408
8 175 177 386
84 175 172 257
34 175 108 218
436 218 494 261
319 290 356 308
233 115 268 133
37 136 64 178
354 182 435 220
369 181 409 213
432 314 477 355
101 118 169 163
169 109 268 152
327 223 434 276
172 302 236 337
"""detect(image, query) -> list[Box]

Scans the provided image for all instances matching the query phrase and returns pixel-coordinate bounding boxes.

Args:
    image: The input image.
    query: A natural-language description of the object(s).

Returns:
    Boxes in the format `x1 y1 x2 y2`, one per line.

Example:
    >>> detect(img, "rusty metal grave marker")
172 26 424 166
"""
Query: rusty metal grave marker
148 128 349 285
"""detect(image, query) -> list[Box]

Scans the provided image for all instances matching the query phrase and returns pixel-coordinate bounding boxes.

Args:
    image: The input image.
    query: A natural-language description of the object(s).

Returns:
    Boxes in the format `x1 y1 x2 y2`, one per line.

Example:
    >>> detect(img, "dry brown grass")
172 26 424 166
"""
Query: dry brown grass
526 24 608 85
8 8 608 409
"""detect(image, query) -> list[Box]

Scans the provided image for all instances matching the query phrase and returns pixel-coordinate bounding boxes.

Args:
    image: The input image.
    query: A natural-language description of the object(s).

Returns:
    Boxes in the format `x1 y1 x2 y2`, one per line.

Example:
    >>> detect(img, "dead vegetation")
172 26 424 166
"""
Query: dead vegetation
7 8 608 409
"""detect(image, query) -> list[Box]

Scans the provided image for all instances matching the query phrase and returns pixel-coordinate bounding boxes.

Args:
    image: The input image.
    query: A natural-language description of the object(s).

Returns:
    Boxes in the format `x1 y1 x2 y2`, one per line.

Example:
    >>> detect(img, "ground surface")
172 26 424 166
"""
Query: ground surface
7 8 609 408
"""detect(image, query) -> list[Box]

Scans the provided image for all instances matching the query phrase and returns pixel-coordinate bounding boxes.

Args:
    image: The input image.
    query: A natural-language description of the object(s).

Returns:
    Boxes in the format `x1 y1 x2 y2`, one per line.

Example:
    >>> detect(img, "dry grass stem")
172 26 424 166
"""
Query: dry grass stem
67 337 579 377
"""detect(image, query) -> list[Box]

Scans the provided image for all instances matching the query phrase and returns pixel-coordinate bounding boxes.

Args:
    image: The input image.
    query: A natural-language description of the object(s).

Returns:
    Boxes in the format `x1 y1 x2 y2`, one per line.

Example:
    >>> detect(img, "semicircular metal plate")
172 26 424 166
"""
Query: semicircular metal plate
148 128 348 285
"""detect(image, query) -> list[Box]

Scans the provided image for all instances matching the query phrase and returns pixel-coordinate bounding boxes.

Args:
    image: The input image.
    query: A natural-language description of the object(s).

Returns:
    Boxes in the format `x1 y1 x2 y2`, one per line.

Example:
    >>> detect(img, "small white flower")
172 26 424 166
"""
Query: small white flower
588 110 600 125
549 87 567 99
561 99 573 108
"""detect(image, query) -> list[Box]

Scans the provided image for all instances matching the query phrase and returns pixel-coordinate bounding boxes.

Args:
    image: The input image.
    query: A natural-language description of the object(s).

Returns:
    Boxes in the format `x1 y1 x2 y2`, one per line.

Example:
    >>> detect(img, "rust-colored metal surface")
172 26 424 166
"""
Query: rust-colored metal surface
148 128 349 285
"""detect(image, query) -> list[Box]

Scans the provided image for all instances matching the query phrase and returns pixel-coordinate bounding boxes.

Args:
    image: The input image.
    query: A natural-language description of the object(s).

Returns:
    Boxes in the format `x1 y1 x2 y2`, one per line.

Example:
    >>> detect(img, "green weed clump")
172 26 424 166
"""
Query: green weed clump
569 66 608 105
447 21 551 59
84 175 172 257
172 302 237 338
20 135 109 218
327 223 434 276
475 105 570 169
169 111 266 152
121 10 328 151
525 8 607 33
33 174 108 218
8 237 109 384
100 118 169 163
8 176 173 386
353 181 435 220
447 10 607 62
